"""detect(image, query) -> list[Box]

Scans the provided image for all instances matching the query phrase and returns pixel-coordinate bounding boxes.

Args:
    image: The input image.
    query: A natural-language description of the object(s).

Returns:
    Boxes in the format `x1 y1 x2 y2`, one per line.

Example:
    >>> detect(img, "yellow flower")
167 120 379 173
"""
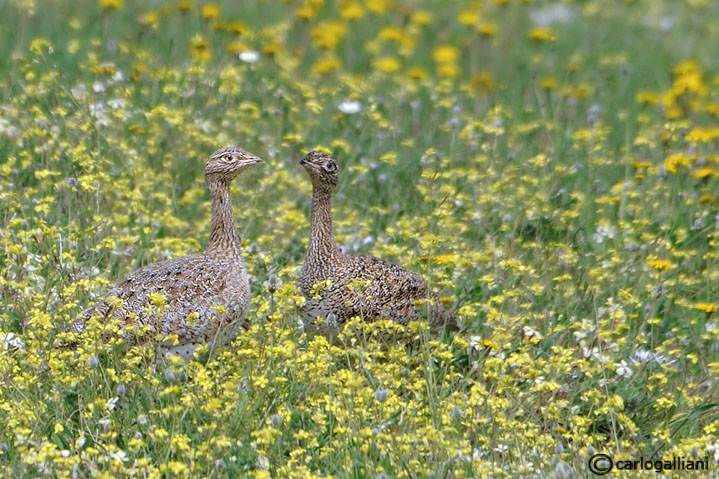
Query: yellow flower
664 153 692 174
529 27 555 42
226 41 250 54
29 38 51 55
407 67 428 81
312 56 341 74
470 72 494 93
694 167 716 179
705 102 719 116
674 60 702 78
375 56 401 73
630 159 652 170
310 21 347 50
477 22 498 37
99 0 122 9
412 10 432 25
226 21 249 35
261 42 281 56
458 10 479 25
176 0 193 11
139 11 158 28
694 303 718 314
296 3 319 20
541 77 558 89
438 63 459 78
670 60 708 100
340 1 364 20
648 259 673 271
686 126 719 143
433 44 459 64
191 34 208 52
366 0 388 14
93 63 117 76
148 292 167 310
636 90 660 104
378 26 403 43
202 3 220 19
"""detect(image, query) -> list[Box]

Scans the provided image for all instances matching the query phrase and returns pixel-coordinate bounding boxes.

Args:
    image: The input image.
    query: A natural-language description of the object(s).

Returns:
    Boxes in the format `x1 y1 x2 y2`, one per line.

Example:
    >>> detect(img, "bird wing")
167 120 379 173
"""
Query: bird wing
74 253 246 343
338 255 432 322
352 255 429 296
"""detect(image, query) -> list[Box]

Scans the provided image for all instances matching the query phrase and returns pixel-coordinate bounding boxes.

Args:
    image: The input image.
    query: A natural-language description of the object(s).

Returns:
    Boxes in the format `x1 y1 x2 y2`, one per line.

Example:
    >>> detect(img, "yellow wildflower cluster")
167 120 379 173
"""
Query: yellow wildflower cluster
1 0 719 477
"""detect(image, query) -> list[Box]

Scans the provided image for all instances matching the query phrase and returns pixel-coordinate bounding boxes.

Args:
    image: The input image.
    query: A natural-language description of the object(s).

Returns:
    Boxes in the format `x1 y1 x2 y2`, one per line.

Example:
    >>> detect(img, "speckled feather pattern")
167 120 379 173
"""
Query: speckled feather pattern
72 253 250 359
70 146 261 359
297 151 456 334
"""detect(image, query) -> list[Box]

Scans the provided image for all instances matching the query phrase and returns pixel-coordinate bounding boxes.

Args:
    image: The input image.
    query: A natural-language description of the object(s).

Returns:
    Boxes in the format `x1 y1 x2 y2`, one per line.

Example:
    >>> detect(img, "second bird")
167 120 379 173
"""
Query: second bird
297 150 457 336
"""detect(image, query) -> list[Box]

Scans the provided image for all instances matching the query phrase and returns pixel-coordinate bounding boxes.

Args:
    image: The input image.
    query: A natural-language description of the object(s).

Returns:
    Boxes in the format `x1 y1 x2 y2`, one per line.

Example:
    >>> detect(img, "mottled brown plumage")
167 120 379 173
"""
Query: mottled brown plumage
69 146 263 359
297 151 456 336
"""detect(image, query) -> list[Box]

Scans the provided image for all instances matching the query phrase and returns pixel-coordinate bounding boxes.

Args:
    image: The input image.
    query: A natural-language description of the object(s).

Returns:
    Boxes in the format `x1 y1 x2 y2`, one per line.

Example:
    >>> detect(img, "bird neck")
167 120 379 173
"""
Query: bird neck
207 177 241 254
308 187 339 263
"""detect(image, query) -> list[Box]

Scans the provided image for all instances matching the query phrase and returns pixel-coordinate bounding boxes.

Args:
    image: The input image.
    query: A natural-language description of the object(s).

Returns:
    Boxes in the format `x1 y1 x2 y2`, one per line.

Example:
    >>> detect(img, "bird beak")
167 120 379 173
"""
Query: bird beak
244 156 264 166
299 158 307 165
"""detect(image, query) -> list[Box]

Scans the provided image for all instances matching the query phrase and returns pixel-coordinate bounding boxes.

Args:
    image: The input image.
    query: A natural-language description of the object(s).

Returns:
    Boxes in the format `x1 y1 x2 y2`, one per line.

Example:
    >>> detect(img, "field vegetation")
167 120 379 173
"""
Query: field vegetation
1 0 719 477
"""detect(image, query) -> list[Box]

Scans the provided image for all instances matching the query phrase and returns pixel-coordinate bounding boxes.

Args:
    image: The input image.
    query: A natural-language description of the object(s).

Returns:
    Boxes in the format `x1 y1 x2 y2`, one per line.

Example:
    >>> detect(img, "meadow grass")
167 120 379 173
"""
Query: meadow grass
1 0 719 477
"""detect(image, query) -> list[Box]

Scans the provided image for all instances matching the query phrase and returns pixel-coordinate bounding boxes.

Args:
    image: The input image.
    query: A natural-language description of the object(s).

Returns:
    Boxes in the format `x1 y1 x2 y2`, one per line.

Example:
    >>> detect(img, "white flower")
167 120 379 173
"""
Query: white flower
0 332 24 350
631 348 676 366
239 50 259 63
71 84 88 100
593 225 617 244
707 443 719 462
467 335 482 354
256 454 270 470
104 397 119 411
494 443 509 453
615 360 633 378
338 100 362 114
632 348 650 364
109 449 129 463
573 330 588 342
529 4 576 26
472 448 489 460
523 326 542 340
108 98 125 109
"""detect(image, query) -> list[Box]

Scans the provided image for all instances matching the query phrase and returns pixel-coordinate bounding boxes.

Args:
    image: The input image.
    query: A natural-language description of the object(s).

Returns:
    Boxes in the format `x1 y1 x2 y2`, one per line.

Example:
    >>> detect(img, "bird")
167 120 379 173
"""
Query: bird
296 150 457 337
67 146 263 360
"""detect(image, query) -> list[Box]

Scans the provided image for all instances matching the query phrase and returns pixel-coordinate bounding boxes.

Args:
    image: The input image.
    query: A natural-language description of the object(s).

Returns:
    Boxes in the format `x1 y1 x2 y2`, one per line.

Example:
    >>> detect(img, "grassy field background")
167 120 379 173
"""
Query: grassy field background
2 0 719 477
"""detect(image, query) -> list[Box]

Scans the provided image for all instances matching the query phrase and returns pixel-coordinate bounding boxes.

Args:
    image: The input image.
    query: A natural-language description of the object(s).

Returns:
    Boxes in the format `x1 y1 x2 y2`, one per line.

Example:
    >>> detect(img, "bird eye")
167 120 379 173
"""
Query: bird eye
325 162 337 172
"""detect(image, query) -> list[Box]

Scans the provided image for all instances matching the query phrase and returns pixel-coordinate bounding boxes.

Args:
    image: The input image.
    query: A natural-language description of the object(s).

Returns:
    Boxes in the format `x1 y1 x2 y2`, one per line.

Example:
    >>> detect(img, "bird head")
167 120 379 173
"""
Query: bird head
299 150 339 192
205 146 263 180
